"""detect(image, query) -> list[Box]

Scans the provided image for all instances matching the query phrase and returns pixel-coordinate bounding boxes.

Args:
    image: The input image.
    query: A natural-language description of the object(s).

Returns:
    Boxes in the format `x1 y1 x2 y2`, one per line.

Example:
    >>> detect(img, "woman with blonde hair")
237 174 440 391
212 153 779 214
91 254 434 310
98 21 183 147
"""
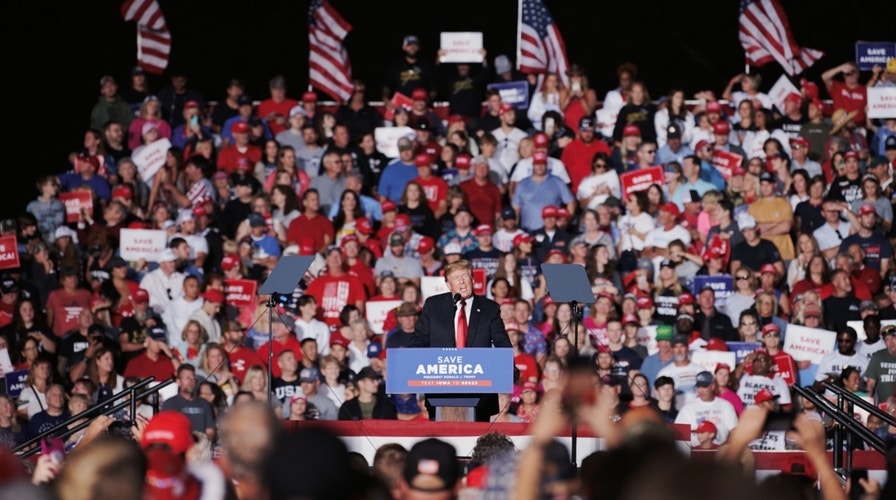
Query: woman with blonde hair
527 72 563 131
787 232 822 289
127 95 172 150
173 319 208 367
240 364 271 403
18 357 53 419
0 394 26 449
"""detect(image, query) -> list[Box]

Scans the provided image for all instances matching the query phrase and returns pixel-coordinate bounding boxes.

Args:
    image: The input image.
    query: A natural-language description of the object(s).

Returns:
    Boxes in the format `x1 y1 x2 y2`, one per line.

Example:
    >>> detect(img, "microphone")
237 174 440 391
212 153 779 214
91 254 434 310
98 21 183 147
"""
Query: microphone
453 293 462 309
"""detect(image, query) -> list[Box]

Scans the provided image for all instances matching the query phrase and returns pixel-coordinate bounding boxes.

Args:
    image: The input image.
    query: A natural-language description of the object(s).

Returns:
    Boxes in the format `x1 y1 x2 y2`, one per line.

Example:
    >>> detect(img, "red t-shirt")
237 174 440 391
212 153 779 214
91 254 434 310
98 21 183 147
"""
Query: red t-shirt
216 144 262 175
414 175 448 214
347 260 376 297
304 273 368 327
514 352 540 383
829 81 867 126
46 288 93 337
123 352 175 382
560 138 611 195
459 178 502 230
256 336 302 378
227 346 264 384
256 98 299 136
287 213 334 250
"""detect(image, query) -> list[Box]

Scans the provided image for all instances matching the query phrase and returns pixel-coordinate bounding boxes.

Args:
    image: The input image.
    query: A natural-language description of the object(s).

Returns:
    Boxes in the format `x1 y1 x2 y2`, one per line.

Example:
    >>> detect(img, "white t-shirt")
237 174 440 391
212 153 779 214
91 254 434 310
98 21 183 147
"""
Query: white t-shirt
295 317 332 356
737 373 792 406
656 361 704 409
645 225 691 250
675 396 739 445
813 221 852 252
617 212 656 252
511 156 571 184
814 350 870 381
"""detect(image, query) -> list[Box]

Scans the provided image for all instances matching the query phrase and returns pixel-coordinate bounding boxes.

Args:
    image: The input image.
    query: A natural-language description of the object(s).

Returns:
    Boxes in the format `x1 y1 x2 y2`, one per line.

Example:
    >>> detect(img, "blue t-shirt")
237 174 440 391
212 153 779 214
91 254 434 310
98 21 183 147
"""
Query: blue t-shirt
840 232 892 271
377 160 418 203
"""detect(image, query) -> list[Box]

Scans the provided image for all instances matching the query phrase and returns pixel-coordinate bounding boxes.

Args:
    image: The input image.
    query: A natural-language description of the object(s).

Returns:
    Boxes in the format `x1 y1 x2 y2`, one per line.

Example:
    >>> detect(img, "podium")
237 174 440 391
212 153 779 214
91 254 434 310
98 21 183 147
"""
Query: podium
385 347 514 422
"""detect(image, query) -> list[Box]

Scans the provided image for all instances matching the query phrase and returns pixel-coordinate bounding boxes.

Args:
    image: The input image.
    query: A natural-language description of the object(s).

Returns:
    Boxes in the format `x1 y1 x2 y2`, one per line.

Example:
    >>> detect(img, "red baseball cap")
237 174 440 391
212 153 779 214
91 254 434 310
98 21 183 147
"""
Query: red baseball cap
784 93 802 105
695 420 717 434
221 254 240 271
302 91 318 103
202 289 224 304
557 207 571 220
622 124 641 138
503 321 520 332
112 185 133 200
706 337 729 352
417 236 434 254
712 121 730 135
329 332 350 348
184 100 200 109
394 214 411 232
381 199 397 213
231 121 250 134
411 88 428 101
532 151 548 165
545 249 568 262
844 151 859 160
542 295 556 307
694 139 712 152
499 103 514 115
340 234 359 248
473 224 493 237
131 288 150 304
678 292 695 306
754 388 780 405
659 202 680 218
714 363 731 373
541 205 559 218
355 217 373 235
636 295 654 308
533 133 549 148
448 114 466 125
860 204 877 216
414 154 432 167
759 263 778 276
513 233 534 245
622 313 639 325
706 101 722 113
141 411 194 454
761 323 781 336
790 136 809 148
456 153 472 169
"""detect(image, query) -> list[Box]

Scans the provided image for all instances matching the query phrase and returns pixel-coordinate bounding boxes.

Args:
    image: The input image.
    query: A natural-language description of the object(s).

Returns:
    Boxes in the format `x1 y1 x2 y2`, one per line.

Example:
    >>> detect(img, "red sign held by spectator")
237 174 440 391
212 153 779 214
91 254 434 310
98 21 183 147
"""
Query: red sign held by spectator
0 235 20 270
619 166 664 197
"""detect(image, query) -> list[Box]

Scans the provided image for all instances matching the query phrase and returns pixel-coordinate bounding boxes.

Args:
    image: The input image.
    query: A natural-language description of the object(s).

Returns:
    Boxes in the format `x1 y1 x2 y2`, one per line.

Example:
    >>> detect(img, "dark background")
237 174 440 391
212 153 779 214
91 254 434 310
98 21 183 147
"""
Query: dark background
4 0 894 218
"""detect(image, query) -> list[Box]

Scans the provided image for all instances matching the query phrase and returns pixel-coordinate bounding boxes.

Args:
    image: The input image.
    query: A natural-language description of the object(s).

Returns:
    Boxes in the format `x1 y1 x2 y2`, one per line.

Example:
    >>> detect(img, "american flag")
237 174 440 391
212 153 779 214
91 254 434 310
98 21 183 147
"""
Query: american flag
738 0 823 76
518 0 570 87
120 0 171 75
308 0 353 103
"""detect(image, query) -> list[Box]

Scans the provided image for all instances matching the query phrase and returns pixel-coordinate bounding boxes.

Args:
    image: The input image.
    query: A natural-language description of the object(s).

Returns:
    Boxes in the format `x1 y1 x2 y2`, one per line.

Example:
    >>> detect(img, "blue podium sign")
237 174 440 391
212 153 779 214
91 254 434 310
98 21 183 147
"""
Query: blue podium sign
486 81 530 109
385 348 514 394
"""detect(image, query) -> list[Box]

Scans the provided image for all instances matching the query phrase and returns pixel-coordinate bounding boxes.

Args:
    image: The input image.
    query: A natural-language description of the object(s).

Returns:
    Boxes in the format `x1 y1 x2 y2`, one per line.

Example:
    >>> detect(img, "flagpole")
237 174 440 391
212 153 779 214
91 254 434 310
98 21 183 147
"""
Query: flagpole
745 63 750 75
516 0 523 71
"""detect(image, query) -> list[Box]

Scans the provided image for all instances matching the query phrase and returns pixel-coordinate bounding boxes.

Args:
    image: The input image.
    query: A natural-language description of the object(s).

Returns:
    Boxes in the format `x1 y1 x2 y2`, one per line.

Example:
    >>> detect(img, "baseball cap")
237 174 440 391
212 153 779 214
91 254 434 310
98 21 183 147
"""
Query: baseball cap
636 295 654 308
473 224 493 237
340 234 359 248
131 288 150 304
112 185 133 200
411 88 428 101
541 205 559 218
329 332 350 348
455 205 472 217
622 124 640 138
706 337 729 352
202 288 225 304
860 300 879 313
494 55 512 74
622 313 639 325
695 421 718 434
356 366 379 381
886 135 896 150
289 105 304 118
414 153 432 167
533 133 550 148
381 199 398 213
157 248 178 263
501 206 516 220
512 233 534 245
442 242 462 256
579 116 594 131
659 258 676 269
403 34 420 46
231 121 250 134
545 249 568 262
759 263 778 276
521 381 539 393
299 367 321 383
247 212 266 227
706 101 722 113
141 122 159 136
403 438 460 493
712 121 730 134
301 91 318 103
882 325 896 337
759 171 776 183
695 371 714 387
714 363 731 374
677 312 694 322
394 301 420 317
221 254 240 271
455 153 472 169
417 236 434 254
761 323 781 336
860 204 876 216
141 411 193 454
532 151 548 165
396 137 414 151
355 217 373 235
754 388 780 405
678 292 695 306
671 334 689 346
389 232 405 246
498 103 514 115
666 123 682 139
803 303 822 318
655 325 674 342
659 202 680 218
737 213 757 230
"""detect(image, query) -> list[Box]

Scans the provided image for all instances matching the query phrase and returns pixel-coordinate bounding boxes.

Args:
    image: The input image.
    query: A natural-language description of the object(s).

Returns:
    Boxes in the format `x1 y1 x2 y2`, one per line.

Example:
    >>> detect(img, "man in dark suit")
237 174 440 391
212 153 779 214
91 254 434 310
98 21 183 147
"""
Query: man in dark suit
410 259 511 349
410 259 511 421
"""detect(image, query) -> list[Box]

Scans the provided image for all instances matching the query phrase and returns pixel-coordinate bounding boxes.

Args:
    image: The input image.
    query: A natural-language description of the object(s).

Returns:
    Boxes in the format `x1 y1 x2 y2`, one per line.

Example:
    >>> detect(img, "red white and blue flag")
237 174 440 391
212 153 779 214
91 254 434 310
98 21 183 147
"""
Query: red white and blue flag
518 0 570 87
308 0 354 103
120 0 171 75
738 0 823 76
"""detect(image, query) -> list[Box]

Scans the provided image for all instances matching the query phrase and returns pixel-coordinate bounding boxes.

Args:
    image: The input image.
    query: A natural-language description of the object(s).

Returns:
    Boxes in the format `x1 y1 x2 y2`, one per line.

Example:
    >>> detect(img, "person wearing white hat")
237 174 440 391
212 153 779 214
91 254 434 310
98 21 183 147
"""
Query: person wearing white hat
138 248 185 316
729 213 785 278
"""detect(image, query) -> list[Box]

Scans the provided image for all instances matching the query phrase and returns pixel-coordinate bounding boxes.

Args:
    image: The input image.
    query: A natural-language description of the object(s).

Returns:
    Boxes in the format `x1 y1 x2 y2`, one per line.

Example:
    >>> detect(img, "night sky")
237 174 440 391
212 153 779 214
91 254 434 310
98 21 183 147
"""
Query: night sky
4 0 894 216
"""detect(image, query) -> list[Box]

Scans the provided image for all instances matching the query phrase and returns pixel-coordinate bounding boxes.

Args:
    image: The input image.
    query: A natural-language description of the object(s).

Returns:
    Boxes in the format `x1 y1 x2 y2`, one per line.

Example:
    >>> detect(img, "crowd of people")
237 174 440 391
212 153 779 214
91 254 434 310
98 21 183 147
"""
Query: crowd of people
1 33 896 498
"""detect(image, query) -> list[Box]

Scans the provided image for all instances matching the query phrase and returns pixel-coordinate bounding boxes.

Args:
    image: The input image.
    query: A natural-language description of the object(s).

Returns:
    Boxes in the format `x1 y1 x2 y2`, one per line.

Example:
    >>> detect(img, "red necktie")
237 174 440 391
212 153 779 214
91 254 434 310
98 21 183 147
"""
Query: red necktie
456 299 467 347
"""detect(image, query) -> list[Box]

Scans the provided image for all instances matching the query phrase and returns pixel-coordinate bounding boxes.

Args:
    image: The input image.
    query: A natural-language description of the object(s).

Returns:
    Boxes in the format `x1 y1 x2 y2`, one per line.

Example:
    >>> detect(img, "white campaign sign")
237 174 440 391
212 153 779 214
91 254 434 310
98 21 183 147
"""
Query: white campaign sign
439 32 484 63
691 350 737 375
768 74 801 114
867 87 896 119
421 276 450 301
119 229 167 262
133 138 172 181
366 300 403 334
782 324 836 365
375 126 415 158
636 326 659 356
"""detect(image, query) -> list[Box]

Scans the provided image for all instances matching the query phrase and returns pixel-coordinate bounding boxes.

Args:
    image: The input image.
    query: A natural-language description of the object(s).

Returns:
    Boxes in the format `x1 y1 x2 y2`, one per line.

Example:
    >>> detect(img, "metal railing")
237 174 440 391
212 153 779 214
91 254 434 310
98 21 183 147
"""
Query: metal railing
13 376 174 458
791 384 892 480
